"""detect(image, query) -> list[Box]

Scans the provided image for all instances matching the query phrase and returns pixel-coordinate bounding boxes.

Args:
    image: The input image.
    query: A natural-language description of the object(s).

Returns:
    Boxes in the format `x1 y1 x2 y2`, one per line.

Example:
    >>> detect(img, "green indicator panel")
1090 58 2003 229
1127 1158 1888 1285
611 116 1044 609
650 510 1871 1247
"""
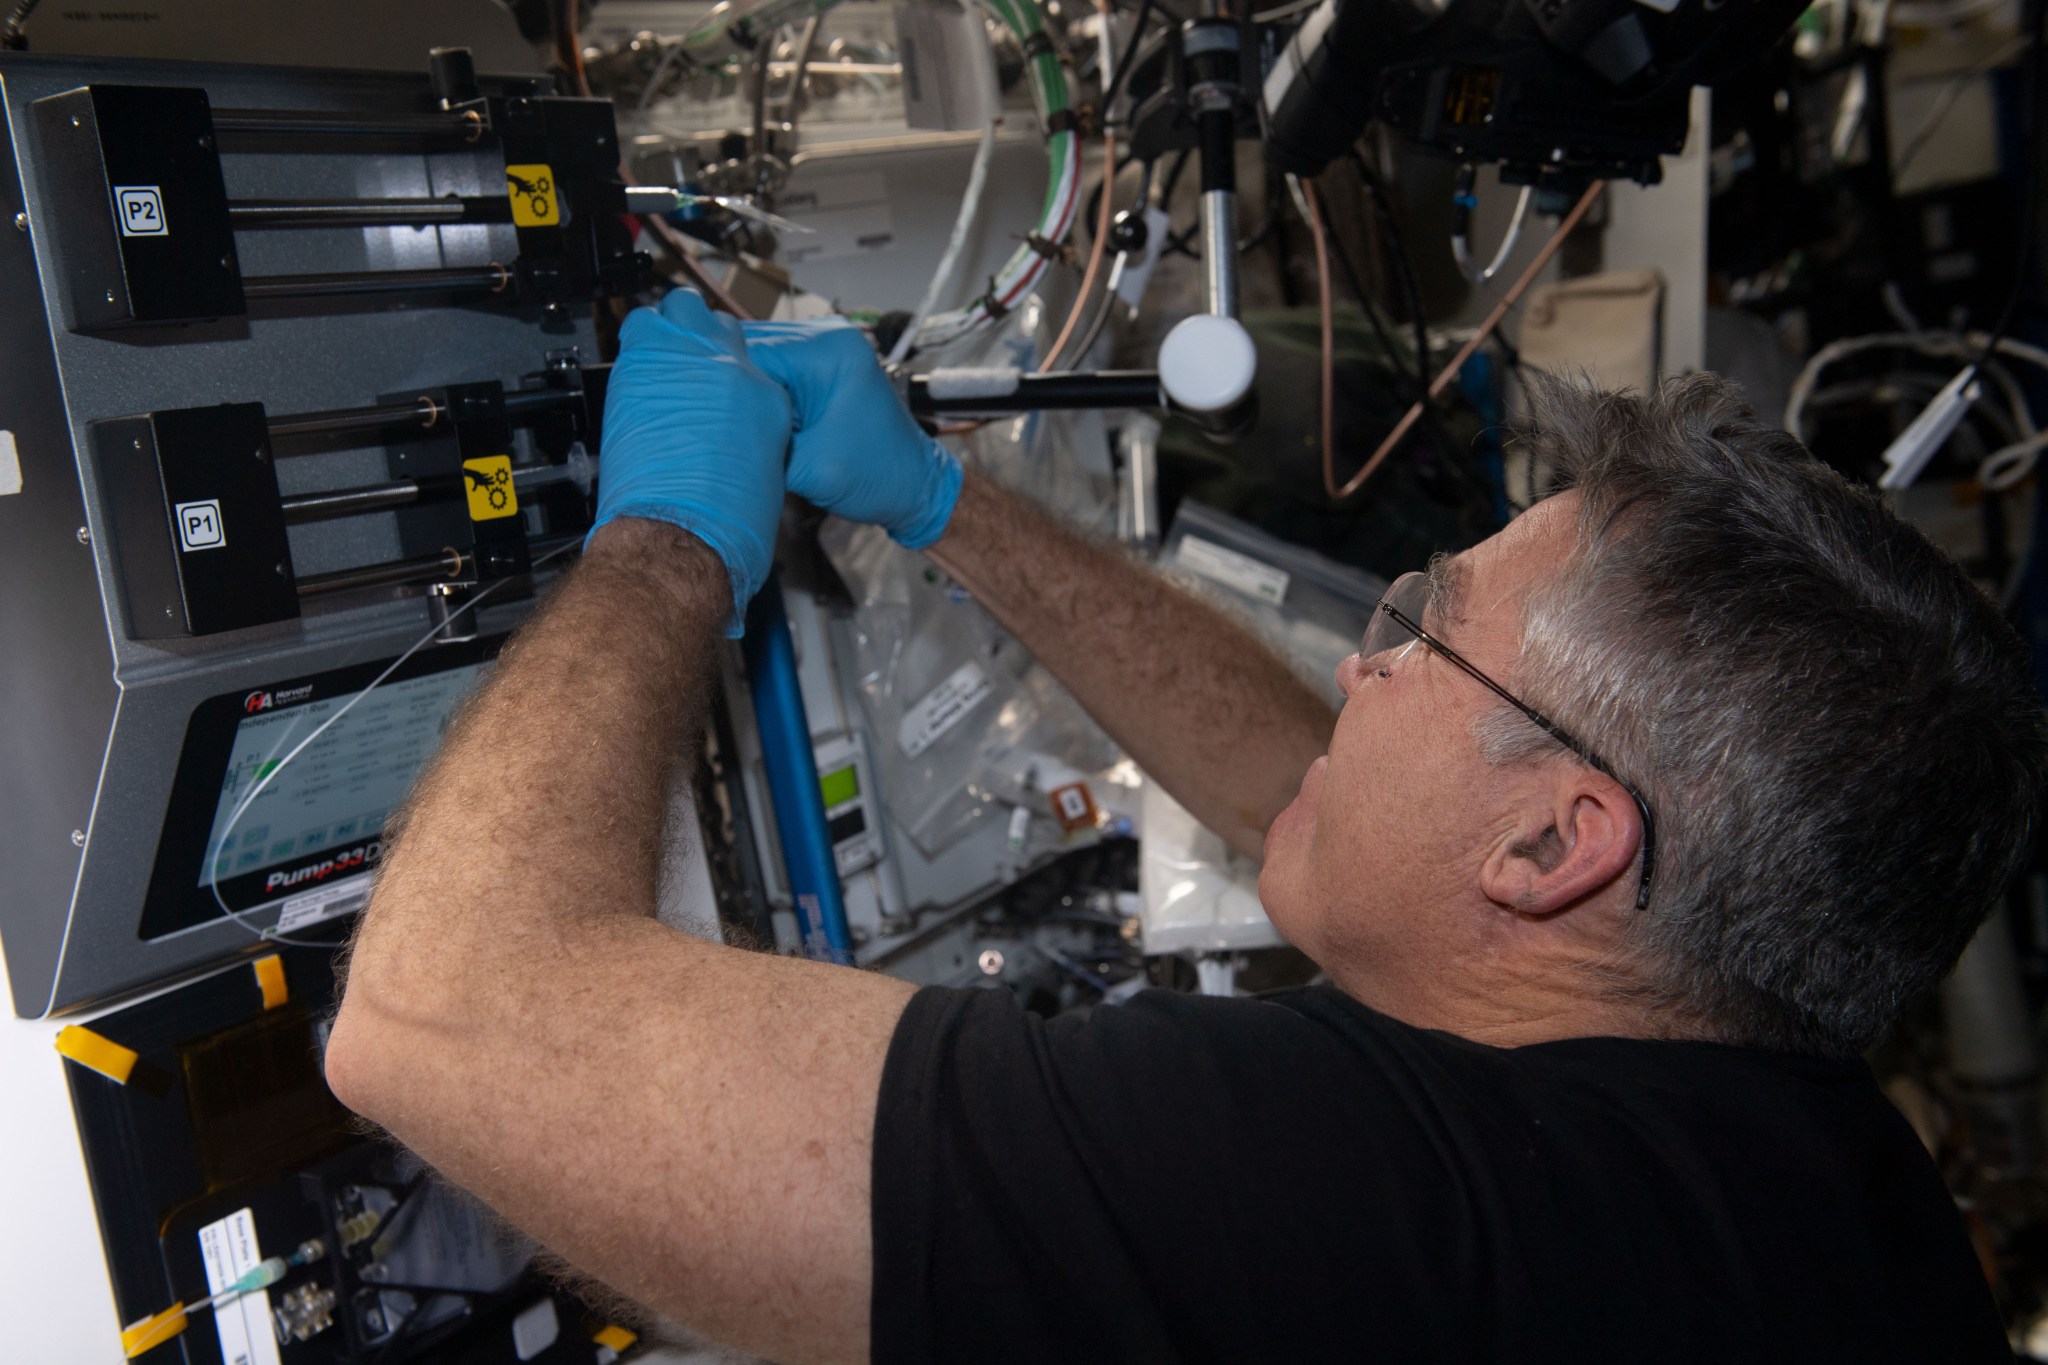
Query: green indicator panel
819 764 860 809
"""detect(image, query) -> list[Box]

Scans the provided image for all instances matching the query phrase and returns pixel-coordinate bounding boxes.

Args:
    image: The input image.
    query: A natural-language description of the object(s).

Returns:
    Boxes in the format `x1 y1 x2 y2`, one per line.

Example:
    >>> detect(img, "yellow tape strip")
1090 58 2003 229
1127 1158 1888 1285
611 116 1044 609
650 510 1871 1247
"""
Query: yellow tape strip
253 954 289 1010
55 1025 139 1085
593 1324 638 1351
120 1302 188 1357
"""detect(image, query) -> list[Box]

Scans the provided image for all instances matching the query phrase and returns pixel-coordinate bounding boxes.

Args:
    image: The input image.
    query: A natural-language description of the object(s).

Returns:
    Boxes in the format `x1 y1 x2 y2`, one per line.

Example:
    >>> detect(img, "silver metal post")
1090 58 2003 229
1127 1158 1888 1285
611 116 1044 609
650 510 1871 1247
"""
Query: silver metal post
1200 188 1238 317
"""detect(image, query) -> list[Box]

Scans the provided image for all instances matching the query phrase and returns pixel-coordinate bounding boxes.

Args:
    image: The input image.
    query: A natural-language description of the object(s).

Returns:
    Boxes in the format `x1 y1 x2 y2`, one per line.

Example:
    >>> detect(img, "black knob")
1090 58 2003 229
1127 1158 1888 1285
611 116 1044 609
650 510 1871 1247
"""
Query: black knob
1110 209 1149 254
430 47 480 108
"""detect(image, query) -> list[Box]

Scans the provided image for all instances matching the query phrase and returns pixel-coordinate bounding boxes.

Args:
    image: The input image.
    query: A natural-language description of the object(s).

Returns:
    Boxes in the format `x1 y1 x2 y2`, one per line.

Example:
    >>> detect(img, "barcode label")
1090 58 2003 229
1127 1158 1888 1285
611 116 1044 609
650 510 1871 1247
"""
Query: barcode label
197 1207 281 1365
1176 535 1290 606
898 662 992 758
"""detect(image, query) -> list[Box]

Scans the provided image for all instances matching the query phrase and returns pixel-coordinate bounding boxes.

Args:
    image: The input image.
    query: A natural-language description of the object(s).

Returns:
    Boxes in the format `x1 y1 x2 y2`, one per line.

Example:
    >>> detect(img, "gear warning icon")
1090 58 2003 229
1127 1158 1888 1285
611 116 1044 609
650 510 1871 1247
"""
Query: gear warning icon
462 455 519 521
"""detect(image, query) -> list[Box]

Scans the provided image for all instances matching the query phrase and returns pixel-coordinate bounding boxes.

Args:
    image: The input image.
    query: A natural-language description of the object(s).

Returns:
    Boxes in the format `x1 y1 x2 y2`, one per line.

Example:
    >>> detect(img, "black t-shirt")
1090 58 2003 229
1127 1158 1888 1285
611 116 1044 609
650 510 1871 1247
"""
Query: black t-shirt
871 984 2007 1363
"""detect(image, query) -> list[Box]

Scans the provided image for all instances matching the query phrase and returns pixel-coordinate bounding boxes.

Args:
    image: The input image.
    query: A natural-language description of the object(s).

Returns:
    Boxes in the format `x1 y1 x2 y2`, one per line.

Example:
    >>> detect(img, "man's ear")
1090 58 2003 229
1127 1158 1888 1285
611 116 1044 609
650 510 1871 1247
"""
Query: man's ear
1478 769 1643 917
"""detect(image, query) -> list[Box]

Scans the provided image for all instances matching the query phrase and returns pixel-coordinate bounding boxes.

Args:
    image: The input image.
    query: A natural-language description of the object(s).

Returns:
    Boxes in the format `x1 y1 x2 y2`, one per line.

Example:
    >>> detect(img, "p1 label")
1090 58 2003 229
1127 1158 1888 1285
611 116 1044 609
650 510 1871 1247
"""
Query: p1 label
462 455 518 521
175 498 225 551
505 164 559 227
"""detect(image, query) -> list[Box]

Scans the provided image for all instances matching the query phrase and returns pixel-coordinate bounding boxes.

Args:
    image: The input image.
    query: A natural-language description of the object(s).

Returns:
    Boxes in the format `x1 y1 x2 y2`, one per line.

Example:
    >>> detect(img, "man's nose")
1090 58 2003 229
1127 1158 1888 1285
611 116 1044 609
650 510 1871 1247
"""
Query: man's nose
1336 652 1370 697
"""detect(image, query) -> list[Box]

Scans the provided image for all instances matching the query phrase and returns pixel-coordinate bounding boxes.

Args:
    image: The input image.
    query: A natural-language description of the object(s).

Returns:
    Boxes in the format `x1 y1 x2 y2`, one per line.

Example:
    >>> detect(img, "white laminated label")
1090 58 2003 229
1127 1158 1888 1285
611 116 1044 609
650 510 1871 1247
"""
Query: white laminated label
0 429 20 496
198 1207 282 1365
779 173 896 266
114 185 168 236
898 662 991 758
176 498 225 551
274 873 375 934
1176 535 1290 606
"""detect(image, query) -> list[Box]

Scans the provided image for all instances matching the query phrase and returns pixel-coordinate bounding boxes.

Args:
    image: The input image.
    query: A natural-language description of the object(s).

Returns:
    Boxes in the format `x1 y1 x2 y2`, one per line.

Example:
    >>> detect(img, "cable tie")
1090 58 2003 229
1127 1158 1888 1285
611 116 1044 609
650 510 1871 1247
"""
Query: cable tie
1043 107 1085 139
975 275 1012 320
1023 232 1068 262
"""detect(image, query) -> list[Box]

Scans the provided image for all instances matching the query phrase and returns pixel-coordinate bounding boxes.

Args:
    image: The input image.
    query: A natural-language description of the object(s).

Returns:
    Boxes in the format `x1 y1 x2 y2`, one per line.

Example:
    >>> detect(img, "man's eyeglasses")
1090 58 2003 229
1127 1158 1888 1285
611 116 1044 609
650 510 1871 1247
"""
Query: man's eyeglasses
1361 571 1657 912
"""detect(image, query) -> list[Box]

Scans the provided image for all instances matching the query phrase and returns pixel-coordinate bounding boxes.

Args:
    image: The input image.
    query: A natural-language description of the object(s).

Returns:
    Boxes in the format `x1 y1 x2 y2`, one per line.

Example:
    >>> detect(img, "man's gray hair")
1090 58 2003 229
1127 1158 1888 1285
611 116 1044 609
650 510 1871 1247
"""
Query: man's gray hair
1487 373 2045 1056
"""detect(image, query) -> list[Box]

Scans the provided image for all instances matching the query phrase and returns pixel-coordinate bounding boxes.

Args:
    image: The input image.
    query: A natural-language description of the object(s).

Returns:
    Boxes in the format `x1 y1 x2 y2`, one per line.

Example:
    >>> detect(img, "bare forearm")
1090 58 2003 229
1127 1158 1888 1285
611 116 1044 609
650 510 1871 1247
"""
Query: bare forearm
928 472 1335 859
339 519 726 1026
327 520 909 1363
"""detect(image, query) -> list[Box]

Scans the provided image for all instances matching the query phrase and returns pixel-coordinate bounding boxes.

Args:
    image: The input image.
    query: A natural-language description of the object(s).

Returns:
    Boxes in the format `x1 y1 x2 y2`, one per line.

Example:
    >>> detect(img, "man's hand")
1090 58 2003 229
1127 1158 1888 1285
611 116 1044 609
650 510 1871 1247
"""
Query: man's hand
743 315 1332 859
597 289 792 633
741 319 962 548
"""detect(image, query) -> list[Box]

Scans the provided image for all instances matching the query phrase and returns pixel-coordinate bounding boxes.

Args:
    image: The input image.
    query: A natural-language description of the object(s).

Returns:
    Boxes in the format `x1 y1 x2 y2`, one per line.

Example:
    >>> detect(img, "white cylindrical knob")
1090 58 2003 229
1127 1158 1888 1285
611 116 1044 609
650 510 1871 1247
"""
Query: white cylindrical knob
1157 314 1257 414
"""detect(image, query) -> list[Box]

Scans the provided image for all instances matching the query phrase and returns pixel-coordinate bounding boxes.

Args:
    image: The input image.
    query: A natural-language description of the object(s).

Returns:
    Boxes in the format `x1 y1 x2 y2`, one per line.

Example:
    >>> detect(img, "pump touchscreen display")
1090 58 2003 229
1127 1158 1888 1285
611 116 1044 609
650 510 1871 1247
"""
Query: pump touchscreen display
202 665 487 888
138 637 502 941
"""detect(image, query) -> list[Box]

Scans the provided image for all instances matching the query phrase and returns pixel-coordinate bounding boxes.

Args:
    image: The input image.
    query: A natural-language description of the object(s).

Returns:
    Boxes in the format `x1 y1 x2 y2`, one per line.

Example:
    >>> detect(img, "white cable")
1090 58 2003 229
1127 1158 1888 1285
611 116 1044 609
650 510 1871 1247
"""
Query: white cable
1451 182 1533 285
634 41 689 135
1252 0 1323 21
1784 329 2048 439
1981 430 2048 491
886 118 999 367
909 0 1080 351
203 545 579 949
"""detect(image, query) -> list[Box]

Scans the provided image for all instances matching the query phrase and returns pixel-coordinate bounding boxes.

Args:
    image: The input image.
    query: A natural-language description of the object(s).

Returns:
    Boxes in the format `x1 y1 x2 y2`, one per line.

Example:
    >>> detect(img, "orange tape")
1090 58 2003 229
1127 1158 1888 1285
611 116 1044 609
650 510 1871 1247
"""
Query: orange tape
54 1026 138 1085
120 1302 188 1357
253 954 288 1010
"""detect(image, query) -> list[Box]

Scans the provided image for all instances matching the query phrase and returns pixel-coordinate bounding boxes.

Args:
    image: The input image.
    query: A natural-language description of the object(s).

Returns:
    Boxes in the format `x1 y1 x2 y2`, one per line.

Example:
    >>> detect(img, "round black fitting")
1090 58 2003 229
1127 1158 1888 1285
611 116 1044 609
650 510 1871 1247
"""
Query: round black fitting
1110 210 1149 254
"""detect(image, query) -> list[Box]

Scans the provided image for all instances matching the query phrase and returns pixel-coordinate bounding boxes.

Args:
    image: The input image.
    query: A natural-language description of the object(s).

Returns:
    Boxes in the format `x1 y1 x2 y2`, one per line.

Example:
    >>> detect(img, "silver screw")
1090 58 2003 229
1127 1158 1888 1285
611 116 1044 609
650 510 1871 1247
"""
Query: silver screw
69 830 84 847
103 289 115 303
977 948 1005 976
75 526 89 545
11 212 24 233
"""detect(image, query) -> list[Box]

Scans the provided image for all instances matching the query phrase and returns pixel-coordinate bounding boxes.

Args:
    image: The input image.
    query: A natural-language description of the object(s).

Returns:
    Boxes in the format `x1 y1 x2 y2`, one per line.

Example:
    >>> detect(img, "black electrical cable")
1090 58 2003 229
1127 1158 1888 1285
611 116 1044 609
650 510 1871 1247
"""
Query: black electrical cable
1065 159 1158 366
1 0 41 49
1102 0 1160 125
1348 148 1431 407
1158 146 1192 201
1964 0 2048 381
1323 206 1428 396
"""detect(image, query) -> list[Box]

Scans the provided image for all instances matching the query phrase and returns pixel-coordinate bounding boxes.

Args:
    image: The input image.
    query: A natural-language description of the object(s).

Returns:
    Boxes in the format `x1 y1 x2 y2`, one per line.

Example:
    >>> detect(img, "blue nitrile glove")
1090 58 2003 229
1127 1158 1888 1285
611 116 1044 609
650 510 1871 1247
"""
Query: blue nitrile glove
740 319 963 550
595 289 793 635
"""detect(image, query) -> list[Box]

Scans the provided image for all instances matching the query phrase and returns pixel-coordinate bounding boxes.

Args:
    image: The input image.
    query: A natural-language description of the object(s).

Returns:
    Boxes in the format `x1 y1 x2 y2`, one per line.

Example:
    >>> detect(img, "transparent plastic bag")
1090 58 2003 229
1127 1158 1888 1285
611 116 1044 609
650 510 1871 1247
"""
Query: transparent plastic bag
820 320 1119 855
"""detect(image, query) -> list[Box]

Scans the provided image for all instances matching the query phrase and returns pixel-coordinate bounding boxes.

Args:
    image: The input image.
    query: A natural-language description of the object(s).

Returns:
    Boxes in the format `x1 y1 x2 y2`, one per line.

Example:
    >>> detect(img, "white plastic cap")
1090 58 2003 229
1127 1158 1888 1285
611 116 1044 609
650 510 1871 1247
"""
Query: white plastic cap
1157 314 1257 414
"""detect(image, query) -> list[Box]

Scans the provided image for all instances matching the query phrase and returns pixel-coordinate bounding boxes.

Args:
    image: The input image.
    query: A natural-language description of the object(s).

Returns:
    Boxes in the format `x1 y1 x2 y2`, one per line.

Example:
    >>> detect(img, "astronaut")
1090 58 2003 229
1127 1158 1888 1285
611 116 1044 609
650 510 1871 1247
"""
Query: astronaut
327 289 2038 1363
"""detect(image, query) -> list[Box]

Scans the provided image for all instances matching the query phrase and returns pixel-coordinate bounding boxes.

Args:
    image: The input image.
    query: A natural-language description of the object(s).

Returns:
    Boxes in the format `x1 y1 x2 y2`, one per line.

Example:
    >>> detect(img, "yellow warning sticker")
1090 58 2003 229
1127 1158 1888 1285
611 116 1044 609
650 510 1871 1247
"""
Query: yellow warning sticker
463 456 518 521
505 163 559 227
